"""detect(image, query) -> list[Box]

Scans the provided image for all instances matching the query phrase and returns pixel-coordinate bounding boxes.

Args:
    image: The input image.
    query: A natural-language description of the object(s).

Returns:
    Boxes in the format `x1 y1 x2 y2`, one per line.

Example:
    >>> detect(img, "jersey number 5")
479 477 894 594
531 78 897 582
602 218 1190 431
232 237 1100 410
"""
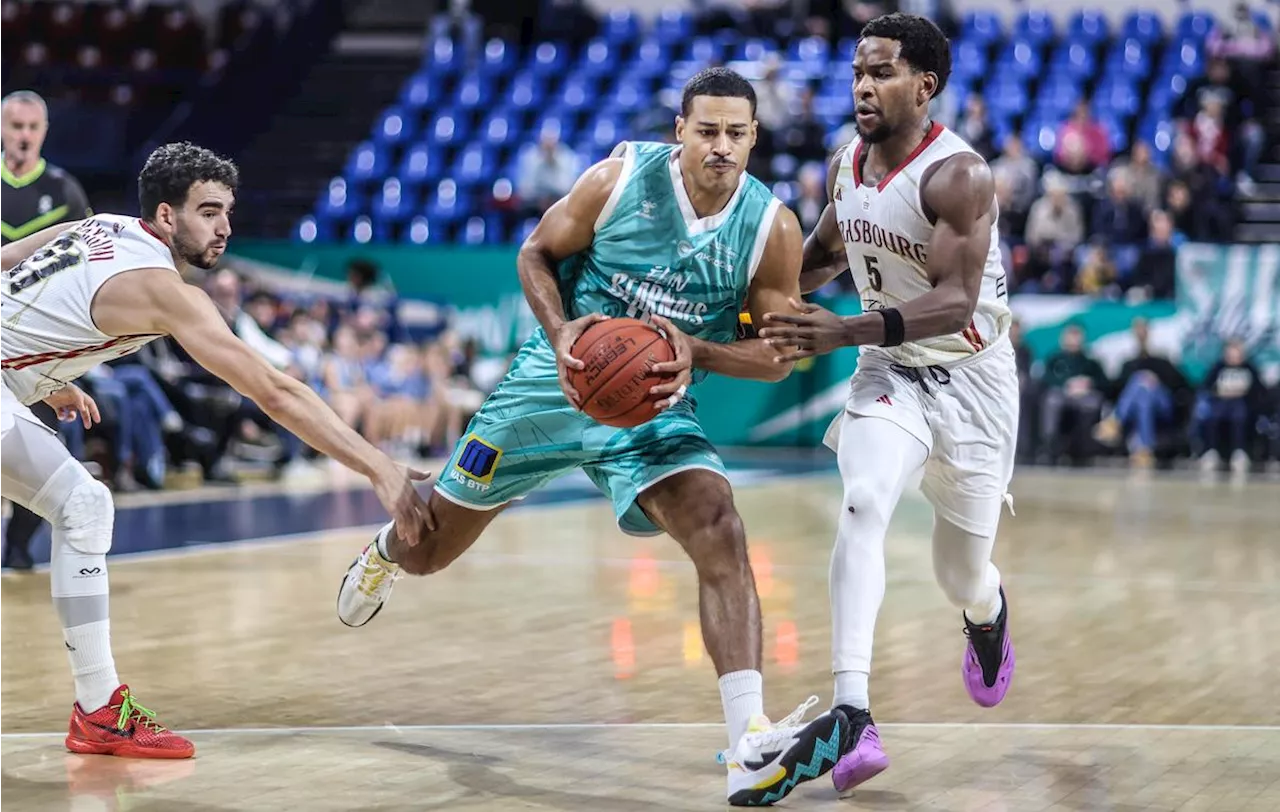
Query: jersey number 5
863 255 883 292
7 232 82 295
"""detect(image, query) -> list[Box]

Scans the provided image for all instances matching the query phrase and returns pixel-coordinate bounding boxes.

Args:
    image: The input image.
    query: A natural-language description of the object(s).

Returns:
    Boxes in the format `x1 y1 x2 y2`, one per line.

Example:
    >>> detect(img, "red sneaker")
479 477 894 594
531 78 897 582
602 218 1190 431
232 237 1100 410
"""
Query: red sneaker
65 685 194 759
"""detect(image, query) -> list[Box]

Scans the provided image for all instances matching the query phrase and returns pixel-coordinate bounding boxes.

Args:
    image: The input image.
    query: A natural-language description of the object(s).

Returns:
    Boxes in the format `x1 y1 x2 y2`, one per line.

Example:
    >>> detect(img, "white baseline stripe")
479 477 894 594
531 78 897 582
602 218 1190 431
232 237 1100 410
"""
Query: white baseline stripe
4 722 1280 739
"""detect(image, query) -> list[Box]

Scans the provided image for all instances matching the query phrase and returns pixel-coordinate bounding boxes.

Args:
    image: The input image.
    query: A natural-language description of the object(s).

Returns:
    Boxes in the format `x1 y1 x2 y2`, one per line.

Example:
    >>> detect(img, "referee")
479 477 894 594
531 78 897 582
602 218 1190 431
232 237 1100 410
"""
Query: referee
2 90 92 571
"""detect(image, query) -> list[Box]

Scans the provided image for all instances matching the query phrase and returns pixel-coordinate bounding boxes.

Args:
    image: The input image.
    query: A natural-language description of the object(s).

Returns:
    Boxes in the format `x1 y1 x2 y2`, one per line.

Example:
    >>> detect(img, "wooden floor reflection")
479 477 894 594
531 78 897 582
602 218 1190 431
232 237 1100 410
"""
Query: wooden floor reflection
3 470 1279 810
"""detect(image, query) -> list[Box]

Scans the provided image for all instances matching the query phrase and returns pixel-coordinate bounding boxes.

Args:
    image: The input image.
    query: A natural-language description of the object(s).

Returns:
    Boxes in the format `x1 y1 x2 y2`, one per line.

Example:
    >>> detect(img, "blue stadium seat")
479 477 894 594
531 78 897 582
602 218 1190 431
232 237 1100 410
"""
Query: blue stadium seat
1093 112 1130 153
1160 39 1204 78
580 39 618 78
504 75 547 114
399 74 440 111
654 9 693 42
610 78 649 113
1067 9 1110 48
1035 74 1083 117
372 178 415 224
530 42 569 77
517 217 540 243
996 40 1044 82
349 216 375 244
686 36 720 64
1176 12 1215 43
1013 10 1056 47
558 76 595 114
737 38 772 62
427 111 471 148
1145 72 1187 116
985 76 1029 121
771 181 797 206
455 144 495 186
371 107 416 148
454 75 495 113
961 10 1003 47
589 118 620 151
344 142 389 185
294 215 333 243
317 177 362 220
630 40 673 78
478 38 517 76
1122 11 1164 47
424 38 461 75
1021 116 1059 162
603 9 639 46
1047 41 1097 83
482 112 517 149
461 216 488 245
426 179 468 226
837 38 857 64
399 144 442 187
1093 78 1141 119
405 215 432 245
1105 38 1153 80
1138 116 1177 164
789 36 830 63
951 40 989 84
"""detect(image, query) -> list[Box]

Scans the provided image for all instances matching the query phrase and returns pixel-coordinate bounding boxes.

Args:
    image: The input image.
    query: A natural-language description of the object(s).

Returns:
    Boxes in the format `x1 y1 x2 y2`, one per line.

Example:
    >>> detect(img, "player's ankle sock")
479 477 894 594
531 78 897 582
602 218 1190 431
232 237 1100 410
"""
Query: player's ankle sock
963 587 1003 627
64 620 119 712
833 670 869 712
718 669 764 749
374 522 397 562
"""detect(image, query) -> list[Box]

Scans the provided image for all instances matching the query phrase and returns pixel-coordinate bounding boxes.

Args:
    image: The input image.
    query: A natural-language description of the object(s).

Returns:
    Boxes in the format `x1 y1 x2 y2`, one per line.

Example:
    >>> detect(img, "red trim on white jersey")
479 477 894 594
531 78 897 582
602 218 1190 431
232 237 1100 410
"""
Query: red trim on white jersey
852 122 945 192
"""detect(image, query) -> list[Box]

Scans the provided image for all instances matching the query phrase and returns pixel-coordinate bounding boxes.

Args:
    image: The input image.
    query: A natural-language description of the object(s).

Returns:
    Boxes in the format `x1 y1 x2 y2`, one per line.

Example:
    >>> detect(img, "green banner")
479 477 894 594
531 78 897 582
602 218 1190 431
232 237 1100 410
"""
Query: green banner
1175 242 1280 382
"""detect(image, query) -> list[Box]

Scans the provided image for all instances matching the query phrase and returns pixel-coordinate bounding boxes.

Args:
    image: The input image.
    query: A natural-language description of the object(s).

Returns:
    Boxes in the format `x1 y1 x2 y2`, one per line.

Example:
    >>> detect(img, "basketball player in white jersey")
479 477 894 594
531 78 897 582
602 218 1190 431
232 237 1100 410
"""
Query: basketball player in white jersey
1 141 430 759
759 13 1017 792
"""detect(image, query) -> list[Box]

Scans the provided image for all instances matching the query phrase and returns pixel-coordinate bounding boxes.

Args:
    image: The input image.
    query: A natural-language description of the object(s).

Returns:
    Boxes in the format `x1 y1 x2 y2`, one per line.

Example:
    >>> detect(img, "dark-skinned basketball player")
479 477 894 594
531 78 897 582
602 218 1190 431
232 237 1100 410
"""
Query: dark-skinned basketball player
758 14 1018 792
335 68 851 806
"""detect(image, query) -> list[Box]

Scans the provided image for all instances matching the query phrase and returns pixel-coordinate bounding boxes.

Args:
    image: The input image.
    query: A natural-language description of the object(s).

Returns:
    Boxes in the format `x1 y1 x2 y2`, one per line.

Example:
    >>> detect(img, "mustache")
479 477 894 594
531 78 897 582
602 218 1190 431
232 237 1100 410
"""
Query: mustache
704 158 736 167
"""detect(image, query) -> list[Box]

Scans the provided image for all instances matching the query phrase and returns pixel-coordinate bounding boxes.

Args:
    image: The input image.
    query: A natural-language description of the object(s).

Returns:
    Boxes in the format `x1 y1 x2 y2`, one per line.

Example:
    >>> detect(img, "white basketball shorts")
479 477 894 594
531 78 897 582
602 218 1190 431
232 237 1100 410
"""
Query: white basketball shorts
823 337 1019 537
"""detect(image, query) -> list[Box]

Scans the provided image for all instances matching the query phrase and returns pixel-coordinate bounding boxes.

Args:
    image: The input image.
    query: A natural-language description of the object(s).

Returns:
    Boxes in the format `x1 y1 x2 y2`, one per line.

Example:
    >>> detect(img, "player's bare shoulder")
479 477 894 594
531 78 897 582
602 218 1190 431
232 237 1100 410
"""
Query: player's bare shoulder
919 152 995 226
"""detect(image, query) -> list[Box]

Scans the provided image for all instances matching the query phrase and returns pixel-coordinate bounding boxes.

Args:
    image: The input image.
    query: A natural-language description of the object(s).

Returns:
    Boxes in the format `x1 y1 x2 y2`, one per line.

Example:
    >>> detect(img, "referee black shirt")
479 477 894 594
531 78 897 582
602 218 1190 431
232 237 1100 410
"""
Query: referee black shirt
1 158 92 245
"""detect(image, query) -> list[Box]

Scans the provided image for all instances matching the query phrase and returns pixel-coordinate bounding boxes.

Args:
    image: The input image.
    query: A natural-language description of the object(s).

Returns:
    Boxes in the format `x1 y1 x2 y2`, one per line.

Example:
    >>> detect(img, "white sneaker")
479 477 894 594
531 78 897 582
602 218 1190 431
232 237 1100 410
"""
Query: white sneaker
719 696 849 806
336 525 401 627
1230 450 1251 475
1200 449 1221 473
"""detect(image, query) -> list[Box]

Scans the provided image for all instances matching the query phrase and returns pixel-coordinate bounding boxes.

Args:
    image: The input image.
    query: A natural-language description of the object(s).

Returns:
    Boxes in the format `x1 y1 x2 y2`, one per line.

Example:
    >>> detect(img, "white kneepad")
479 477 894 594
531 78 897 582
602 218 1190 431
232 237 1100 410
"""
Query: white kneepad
32 461 115 556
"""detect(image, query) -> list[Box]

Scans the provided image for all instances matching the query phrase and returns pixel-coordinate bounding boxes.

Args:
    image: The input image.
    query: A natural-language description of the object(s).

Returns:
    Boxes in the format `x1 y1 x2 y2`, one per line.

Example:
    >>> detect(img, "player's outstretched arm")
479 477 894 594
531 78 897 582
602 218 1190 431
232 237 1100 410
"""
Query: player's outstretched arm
683 206 805 383
109 271 433 545
1 220 83 272
799 146 850 294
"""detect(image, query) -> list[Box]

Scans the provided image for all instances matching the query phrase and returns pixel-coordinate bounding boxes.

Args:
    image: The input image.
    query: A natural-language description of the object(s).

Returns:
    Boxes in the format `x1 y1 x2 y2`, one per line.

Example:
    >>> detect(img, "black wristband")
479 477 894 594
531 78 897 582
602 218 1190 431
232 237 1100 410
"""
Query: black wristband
878 308 905 347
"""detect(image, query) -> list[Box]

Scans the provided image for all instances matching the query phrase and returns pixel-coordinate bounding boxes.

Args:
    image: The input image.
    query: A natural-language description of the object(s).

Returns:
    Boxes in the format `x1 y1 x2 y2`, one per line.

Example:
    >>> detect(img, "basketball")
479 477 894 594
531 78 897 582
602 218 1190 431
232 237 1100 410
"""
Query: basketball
567 318 676 428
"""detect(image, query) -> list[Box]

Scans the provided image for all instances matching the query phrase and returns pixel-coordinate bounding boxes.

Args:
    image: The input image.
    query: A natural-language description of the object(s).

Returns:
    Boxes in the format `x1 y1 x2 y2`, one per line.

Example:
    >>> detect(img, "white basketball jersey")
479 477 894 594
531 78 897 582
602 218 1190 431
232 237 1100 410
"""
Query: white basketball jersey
2 214 176 405
833 123 1011 367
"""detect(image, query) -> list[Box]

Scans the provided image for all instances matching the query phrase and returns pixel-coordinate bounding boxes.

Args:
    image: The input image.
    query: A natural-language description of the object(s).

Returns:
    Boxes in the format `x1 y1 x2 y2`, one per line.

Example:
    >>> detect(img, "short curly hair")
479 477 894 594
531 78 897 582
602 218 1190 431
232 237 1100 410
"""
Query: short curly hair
862 13 952 98
138 141 239 218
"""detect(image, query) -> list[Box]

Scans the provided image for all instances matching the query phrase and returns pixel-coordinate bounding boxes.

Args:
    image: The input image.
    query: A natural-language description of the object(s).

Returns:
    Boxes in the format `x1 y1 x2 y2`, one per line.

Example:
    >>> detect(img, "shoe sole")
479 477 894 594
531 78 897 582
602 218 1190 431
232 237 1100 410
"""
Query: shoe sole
728 710 851 807
66 736 195 759
336 558 386 628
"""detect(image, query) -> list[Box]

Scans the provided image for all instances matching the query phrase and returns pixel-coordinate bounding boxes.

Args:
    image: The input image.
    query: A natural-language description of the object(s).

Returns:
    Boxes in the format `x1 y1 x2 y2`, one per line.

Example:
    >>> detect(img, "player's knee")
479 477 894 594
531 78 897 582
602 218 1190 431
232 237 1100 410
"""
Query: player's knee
934 564 984 608
56 477 114 555
842 476 893 528
684 505 748 580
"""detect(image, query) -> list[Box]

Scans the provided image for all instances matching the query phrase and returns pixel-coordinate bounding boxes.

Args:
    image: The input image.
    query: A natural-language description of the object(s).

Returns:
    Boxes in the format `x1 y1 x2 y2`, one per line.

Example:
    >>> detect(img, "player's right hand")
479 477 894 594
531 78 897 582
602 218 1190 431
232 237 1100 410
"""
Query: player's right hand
371 462 434 547
553 313 609 408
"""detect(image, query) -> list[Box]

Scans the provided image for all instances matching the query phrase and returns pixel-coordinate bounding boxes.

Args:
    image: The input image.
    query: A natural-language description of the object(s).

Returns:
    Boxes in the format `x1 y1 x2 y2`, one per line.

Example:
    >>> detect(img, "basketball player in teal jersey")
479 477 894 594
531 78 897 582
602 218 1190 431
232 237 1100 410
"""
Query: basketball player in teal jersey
335 68 850 806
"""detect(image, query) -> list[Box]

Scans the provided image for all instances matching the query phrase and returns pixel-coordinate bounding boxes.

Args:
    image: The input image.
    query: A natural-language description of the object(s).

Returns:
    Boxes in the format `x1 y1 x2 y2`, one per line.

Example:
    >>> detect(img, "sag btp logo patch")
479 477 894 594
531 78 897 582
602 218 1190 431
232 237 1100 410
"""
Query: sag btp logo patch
454 435 502 483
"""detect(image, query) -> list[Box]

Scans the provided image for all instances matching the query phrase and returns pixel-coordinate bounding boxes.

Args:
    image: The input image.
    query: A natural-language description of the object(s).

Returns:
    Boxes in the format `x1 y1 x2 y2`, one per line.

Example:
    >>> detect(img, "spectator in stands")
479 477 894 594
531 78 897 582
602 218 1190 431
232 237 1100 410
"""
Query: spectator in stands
1163 179 1195 239
1111 141 1165 214
794 162 826 235
1206 2 1276 98
1092 169 1148 249
1024 171 1084 292
777 86 828 165
322 325 372 430
955 94 997 161
991 136 1039 236
1038 324 1109 464
1093 318 1190 467
1170 134 1234 241
1054 101 1111 175
1074 241 1119 298
517 127 579 217
1186 95 1232 177
534 0 600 48
1199 339 1266 474
365 343 430 459
1131 210 1179 301
343 257 401 339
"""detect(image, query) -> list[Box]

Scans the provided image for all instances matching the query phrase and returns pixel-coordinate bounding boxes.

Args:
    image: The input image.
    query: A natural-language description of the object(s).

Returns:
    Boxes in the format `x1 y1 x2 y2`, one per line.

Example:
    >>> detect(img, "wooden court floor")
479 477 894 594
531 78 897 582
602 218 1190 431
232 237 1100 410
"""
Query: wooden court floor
3 469 1279 811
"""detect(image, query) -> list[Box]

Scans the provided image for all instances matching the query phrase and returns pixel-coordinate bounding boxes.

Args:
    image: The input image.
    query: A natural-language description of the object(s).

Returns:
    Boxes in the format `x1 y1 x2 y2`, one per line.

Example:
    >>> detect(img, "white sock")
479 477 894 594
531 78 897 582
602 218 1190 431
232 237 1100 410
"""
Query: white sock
833 670 869 711
963 585 1003 626
375 521 396 562
64 620 119 712
718 669 764 749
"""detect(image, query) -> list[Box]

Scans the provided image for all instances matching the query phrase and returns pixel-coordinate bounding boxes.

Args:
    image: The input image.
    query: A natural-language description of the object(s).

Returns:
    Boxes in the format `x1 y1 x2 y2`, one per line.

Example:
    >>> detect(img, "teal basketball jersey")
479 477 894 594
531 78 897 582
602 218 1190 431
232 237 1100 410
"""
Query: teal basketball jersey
556 141 782 349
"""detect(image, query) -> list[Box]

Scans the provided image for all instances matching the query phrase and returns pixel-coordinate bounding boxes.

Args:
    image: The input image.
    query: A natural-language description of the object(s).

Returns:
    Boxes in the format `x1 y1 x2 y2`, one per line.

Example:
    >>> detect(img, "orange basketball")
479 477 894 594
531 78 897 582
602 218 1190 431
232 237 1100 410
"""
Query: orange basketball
567 318 676 429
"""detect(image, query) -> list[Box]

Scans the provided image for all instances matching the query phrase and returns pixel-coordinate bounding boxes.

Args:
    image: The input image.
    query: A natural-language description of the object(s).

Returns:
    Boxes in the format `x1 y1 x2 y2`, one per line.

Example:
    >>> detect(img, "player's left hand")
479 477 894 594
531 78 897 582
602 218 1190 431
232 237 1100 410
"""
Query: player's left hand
43 384 100 429
759 298 850 361
647 314 692 411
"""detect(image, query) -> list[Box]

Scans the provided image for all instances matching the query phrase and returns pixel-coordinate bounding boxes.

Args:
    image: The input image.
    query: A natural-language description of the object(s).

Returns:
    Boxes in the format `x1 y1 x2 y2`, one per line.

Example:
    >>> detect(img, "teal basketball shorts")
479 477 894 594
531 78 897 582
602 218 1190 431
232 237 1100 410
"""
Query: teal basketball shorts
434 331 727 536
